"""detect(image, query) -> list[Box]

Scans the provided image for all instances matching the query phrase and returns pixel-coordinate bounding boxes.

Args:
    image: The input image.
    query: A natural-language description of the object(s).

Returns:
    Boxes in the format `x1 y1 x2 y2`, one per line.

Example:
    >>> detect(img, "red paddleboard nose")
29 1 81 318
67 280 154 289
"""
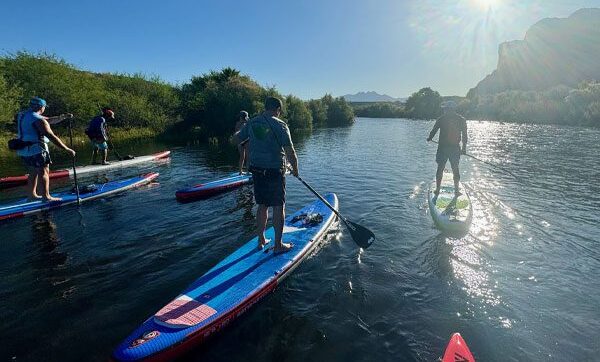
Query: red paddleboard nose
442 333 475 362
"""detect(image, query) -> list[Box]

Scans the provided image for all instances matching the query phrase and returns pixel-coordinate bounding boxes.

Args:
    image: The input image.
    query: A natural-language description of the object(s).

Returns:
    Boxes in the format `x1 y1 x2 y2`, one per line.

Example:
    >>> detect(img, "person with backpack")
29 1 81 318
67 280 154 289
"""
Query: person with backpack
86 107 114 165
14 97 76 201
233 97 299 254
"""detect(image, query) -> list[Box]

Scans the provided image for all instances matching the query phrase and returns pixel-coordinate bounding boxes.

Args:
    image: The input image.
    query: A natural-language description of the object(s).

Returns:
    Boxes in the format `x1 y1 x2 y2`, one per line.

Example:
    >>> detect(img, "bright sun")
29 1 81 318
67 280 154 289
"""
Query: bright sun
472 0 500 10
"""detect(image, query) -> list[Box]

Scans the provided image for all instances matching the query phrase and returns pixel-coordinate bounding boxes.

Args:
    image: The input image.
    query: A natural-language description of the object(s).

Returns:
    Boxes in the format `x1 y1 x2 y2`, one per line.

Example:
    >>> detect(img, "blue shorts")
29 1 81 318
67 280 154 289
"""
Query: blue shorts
21 151 52 169
92 141 108 150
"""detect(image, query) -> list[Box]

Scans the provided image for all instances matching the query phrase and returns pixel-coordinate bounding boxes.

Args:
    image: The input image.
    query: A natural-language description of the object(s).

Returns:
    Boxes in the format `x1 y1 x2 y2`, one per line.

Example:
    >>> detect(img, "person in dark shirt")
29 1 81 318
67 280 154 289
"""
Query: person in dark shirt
427 101 468 196
86 107 114 165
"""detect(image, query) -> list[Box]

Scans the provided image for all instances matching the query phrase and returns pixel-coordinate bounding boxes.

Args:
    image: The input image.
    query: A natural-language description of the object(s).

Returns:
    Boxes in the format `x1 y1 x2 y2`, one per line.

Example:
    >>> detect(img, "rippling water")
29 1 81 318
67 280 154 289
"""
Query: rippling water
1 118 598 361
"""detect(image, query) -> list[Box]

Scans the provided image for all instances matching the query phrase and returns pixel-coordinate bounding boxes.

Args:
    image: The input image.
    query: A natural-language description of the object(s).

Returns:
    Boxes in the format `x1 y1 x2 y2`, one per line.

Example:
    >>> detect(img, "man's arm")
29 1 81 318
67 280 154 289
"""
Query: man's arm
427 118 441 141
34 119 75 155
45 113 73 125
284 145 299 177
233 123 249 144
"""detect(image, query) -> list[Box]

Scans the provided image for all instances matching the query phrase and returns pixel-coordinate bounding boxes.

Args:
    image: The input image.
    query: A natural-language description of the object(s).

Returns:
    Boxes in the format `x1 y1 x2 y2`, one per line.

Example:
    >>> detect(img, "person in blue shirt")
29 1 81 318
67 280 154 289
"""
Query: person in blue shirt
16 97 76 201
86 107 114 165
233 97 299 253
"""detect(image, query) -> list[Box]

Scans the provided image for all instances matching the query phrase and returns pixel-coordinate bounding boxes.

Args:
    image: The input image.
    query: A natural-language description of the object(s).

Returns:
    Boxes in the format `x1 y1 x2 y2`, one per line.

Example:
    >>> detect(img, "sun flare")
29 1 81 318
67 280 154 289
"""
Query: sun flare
472 0 500 11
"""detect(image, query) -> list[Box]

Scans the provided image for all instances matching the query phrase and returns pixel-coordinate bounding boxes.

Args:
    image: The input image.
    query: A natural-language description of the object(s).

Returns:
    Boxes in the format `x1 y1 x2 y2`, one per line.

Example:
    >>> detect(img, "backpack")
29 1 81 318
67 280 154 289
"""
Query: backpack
85 116 106 141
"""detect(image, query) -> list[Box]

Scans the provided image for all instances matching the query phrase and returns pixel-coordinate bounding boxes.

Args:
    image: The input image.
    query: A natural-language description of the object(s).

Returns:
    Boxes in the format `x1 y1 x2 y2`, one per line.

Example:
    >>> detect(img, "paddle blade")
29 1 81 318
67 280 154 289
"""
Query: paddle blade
344 219 375 249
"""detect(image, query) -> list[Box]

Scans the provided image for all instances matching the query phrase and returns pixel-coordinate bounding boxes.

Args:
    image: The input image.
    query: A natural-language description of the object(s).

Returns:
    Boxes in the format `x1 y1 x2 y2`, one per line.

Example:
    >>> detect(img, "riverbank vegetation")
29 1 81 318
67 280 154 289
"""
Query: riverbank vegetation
352 83 600 127
0 52 355 150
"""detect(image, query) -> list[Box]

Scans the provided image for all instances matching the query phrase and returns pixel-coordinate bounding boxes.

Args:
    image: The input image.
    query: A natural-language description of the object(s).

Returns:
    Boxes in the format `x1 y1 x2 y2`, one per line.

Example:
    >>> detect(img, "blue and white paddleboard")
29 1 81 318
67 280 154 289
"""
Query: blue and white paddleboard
113 193 339 361
0 173 159 221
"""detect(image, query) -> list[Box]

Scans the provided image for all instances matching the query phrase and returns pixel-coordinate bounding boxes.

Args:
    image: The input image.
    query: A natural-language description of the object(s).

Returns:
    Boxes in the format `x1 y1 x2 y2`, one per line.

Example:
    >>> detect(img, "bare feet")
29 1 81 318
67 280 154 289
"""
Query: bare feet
258 238 270 250
273 242 294 254
43 196 63 202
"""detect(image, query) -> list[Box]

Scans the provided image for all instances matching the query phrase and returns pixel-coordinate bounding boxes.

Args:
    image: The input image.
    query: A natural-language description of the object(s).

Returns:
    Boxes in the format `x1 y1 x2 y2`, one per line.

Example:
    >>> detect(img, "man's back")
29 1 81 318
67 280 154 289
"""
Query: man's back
435 112 467 147
239 114 292 169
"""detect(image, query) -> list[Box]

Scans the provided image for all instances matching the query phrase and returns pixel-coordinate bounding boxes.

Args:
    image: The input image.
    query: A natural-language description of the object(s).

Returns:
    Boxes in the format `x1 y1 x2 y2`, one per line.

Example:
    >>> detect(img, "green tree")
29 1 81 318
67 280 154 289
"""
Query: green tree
307 99 327 127
284 95 312 130
0 74 23 131
405 87 442 119
326 97 355 127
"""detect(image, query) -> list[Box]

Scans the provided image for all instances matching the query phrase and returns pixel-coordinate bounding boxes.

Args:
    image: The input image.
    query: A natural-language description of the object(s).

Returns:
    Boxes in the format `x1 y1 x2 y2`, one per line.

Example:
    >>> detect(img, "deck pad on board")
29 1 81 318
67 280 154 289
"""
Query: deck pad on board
428 172 472 233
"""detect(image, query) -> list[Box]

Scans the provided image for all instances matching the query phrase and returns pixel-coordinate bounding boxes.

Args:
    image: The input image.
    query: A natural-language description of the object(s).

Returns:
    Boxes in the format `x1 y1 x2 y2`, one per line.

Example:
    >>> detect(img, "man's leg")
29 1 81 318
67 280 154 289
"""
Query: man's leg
41 165 60 201
273 205 292 252
26 168 41 200
101 149 108 164
435 162 445 195
238 145 245 174
450 157 461 195
91 148 98 164
256 204 269 248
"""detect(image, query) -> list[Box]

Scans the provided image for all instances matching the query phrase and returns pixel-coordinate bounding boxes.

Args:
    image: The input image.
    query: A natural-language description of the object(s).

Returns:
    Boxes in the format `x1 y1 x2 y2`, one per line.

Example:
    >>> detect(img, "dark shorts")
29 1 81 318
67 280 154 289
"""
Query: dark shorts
250 167 286 207
21 151 52 169
436 145 461 166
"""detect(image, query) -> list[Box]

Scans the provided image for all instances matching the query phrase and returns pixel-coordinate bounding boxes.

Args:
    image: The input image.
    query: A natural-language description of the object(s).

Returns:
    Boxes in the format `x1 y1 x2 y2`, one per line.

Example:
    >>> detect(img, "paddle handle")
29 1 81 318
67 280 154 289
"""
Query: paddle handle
68 119 81 205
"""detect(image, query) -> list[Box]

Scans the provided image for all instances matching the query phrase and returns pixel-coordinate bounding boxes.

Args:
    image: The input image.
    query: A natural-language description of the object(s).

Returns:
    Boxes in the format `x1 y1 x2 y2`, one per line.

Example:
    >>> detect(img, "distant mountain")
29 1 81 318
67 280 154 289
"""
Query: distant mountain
469 8 600 96
343 91 404 102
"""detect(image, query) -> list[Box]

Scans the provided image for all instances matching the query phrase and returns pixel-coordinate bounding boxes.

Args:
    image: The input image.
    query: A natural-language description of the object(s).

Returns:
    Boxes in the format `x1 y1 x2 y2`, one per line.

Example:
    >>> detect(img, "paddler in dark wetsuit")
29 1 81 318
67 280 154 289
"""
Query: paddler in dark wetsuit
427 101 468 196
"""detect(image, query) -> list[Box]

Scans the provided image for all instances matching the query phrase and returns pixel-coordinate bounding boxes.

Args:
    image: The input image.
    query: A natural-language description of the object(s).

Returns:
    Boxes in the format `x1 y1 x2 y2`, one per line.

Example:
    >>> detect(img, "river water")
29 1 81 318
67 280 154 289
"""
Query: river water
0 118 598 361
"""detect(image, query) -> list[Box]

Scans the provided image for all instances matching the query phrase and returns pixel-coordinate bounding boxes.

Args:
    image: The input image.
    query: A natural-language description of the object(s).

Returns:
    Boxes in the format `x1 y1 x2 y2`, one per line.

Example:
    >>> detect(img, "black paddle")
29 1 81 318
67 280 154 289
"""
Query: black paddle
430 140 519 179
67 118 81 205
291 171 375 249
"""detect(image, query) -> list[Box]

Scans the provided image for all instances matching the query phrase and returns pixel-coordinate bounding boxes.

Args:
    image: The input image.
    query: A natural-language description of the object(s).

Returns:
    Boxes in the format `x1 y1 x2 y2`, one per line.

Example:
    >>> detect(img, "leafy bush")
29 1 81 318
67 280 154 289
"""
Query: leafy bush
405 87 442 119
284 95 312 130
326 97 355 127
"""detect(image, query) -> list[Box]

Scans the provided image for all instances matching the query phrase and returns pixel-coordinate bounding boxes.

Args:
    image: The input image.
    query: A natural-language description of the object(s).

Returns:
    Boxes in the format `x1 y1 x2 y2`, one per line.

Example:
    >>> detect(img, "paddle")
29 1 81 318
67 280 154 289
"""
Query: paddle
291 171 375 249
67 118 81 205
430 140 519 179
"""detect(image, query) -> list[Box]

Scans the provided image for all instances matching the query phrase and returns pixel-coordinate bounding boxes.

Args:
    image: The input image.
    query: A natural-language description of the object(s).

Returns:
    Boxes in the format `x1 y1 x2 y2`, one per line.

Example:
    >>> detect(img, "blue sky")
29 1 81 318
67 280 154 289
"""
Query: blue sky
1 0 598 98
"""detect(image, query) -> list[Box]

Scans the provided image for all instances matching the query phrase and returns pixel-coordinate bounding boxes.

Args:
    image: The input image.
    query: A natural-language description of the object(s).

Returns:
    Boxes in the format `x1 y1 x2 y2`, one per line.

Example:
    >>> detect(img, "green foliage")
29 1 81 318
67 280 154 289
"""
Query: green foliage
284 95 312 130
0 52 180 132
307 99 327 127
180 68 266 138
466 83 600 126
405 87 442 119
352 102 406 118
326 97 355 127
0 73 22 131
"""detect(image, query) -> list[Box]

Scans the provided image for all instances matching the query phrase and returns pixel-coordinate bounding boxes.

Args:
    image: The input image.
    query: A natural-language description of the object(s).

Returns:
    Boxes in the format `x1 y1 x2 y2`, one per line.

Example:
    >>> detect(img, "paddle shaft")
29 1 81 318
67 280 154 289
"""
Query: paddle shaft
293 174 347 223
430 140 518 178
68 119 81 204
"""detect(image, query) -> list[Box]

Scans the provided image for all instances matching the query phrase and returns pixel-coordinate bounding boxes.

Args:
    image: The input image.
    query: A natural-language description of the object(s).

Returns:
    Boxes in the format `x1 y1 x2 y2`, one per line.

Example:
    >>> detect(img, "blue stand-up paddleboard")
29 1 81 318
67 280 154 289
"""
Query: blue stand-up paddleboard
0 173 159 221
112 193 339 361
175 172 252 202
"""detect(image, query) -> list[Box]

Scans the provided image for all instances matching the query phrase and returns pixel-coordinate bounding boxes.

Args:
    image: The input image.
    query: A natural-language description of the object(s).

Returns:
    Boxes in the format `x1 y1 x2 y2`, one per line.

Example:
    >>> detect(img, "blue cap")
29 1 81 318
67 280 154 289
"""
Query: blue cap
30 97 47 108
